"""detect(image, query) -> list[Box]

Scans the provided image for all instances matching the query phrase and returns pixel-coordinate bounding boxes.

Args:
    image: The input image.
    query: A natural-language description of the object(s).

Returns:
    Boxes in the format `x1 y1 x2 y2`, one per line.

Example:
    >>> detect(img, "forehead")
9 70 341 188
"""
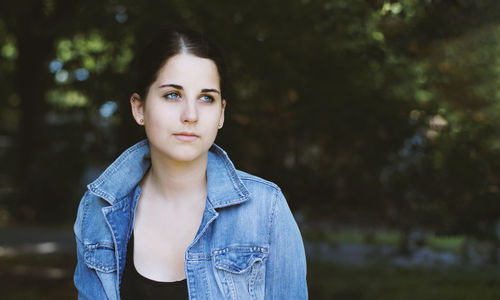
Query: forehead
155 53 220 88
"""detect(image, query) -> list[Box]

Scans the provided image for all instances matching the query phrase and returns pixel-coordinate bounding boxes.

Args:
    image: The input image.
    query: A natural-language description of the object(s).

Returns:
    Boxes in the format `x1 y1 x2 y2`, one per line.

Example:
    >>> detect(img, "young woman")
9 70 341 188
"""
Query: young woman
73 28 307 299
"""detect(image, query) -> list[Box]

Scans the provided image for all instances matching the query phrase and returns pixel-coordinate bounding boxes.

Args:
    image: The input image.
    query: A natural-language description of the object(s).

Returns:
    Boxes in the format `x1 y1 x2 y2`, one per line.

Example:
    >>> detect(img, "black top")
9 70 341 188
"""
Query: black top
120 234 189 300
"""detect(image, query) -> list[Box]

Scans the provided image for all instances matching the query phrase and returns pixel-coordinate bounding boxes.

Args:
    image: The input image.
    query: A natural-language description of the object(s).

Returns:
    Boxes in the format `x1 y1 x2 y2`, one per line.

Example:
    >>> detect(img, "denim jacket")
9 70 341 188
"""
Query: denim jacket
73 140 308 299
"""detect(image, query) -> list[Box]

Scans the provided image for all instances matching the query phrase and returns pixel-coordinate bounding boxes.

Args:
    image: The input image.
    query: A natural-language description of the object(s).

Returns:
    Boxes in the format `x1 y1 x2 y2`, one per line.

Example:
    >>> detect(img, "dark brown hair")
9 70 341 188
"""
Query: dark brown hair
134 27 228 100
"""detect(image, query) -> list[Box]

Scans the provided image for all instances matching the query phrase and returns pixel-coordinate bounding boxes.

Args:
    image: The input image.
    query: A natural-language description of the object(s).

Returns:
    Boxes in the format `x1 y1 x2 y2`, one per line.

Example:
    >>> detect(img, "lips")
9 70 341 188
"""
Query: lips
173 132 199 142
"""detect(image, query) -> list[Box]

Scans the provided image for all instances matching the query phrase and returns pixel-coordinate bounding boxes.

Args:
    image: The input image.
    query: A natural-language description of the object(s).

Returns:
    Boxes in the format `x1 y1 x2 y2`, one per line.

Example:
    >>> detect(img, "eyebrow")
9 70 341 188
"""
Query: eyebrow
159 84 183 90
201 88 221 95
159 84 220 95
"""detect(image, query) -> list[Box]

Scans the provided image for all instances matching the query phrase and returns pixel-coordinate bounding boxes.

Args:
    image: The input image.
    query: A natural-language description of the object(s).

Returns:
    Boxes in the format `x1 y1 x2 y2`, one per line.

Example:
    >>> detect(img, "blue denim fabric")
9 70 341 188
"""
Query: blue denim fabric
74 139 307 299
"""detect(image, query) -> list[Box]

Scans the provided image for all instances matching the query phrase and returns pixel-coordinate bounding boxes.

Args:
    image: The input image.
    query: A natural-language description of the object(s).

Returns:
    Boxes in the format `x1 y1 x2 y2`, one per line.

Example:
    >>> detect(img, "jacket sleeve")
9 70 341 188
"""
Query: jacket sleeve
73 193 109 299
265 189 308 299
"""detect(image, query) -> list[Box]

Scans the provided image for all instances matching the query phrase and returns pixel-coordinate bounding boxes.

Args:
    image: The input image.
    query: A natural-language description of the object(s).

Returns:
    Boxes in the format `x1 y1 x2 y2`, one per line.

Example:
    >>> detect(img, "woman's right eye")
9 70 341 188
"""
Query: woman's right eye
163 91 180 100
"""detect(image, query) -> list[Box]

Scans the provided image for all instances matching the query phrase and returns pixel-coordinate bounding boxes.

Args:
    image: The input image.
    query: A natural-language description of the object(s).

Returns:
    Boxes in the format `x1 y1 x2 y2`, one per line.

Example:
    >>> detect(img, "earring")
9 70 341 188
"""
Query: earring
218 123 223 129
140 118 144 124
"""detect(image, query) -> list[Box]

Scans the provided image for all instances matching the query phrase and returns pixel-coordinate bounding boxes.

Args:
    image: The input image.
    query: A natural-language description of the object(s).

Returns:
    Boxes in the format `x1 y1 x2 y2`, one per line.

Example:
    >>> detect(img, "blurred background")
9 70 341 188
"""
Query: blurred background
1 0 500 299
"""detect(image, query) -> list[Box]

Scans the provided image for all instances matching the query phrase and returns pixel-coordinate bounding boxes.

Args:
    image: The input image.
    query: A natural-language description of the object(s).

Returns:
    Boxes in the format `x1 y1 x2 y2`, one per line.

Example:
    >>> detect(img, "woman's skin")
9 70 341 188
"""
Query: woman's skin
130 53 226 282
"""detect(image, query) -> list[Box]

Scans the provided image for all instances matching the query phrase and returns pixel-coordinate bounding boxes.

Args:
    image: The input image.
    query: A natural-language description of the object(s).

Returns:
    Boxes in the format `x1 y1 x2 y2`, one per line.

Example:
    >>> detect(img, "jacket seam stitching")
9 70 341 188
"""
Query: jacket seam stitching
267 188 279 243
239 177 279 189
79 191 90 242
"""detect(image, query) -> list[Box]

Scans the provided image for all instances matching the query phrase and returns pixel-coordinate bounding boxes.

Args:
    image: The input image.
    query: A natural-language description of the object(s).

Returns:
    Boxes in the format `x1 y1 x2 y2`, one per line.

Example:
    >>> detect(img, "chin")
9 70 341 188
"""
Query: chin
168 147 207 163
173 154 201 162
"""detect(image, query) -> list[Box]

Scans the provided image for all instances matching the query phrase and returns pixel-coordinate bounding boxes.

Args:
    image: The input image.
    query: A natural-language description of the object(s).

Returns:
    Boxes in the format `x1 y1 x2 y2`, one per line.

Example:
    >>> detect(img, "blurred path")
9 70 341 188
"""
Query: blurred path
0 226 74 256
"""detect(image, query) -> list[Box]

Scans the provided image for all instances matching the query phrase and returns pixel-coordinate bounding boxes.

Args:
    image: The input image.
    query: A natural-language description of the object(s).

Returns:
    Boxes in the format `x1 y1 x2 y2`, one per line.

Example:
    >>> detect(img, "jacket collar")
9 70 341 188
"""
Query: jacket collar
87 139 249 208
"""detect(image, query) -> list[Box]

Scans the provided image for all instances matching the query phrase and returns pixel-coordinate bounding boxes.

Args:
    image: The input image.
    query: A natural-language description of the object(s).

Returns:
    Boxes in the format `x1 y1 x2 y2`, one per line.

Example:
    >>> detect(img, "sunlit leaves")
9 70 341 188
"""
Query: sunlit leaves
1 36 17 59
53 31 134 88
46 89 88 108
56 32 111 73
111 33 134 73
380 2 403 16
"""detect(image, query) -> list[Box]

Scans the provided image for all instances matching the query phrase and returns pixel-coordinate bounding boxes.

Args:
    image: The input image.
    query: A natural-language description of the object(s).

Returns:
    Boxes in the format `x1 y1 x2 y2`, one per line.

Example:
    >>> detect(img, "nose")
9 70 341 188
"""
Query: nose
181 99 198 124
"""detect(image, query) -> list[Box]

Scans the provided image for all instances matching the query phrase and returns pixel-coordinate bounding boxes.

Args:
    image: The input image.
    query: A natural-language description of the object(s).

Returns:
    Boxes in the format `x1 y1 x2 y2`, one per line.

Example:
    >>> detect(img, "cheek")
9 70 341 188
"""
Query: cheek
146 101 175 121
144 105 176 135
204 112 223 138
205 110 223 127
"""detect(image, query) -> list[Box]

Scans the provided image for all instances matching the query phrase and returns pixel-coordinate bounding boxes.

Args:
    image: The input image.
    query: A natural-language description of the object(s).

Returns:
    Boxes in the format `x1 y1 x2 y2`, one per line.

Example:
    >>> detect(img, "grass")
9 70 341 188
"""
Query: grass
304 228 467 253
309 262 500 300
1 253 499 299
426 236 466 255
372 232 401 246
303 229 401 246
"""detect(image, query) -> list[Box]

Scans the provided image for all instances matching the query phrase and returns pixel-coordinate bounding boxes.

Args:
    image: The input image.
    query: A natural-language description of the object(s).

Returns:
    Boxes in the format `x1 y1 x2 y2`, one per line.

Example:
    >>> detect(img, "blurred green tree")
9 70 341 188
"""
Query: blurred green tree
0 0 498 247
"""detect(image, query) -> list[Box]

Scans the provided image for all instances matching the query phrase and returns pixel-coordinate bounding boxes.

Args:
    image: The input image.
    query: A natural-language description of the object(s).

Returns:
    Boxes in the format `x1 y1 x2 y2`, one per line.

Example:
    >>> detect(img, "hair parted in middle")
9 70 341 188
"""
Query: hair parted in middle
134 27 228 101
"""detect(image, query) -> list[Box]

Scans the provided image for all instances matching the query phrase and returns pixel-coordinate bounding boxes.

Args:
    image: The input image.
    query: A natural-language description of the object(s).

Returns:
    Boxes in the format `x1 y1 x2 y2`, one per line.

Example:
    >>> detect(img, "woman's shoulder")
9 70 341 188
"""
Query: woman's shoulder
233 170 289 211
235 169 280 192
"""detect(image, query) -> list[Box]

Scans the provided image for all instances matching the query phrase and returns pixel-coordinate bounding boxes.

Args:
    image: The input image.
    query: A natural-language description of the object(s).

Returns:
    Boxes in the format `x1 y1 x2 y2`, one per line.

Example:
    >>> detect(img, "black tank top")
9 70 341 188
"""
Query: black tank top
120 234 189 299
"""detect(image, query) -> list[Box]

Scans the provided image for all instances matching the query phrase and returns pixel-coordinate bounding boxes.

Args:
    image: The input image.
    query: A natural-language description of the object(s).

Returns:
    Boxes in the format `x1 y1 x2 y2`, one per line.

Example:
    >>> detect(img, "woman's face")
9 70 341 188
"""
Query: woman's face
131 53 225 164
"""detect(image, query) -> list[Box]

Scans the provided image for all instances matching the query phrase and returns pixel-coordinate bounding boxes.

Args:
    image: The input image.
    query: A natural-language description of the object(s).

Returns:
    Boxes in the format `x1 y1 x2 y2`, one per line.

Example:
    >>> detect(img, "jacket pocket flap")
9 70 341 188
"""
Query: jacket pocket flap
214 246 269 274
84 243 116 273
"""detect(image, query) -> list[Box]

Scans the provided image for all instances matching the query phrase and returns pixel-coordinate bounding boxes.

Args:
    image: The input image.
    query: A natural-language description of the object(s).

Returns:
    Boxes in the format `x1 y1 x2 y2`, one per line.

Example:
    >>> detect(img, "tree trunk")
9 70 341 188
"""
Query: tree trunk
14 3 53 220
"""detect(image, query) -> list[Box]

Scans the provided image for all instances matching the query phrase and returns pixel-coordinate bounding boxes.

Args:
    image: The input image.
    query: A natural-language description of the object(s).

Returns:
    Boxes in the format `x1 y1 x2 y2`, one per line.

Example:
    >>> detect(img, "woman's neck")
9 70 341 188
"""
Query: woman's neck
143 149 208 205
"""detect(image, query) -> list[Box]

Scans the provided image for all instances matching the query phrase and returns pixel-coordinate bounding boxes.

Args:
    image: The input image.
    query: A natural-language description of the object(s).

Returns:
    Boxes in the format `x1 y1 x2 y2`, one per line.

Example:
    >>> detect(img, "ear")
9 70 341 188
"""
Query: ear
130 93 145 125
218 99 226 129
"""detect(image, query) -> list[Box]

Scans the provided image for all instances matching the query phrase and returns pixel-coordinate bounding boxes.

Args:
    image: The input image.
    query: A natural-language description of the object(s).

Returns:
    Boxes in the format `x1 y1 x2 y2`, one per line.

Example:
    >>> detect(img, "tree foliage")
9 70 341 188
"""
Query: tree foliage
0 0 498 237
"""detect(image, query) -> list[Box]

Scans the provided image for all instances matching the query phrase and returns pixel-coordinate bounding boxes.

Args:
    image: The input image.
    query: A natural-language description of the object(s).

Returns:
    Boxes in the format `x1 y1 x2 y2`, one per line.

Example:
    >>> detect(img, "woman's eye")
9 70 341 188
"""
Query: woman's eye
164 92 180 100
200 95 214 103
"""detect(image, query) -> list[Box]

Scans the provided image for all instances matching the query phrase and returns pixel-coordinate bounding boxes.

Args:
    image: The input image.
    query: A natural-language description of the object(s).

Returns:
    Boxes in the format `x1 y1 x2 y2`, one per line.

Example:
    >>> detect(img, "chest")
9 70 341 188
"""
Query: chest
132 196 205 281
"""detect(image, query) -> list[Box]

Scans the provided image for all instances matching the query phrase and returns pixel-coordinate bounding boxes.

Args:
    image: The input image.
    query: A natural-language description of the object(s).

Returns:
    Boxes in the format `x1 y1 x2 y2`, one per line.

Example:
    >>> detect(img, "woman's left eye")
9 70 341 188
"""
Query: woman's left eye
200 95 214 103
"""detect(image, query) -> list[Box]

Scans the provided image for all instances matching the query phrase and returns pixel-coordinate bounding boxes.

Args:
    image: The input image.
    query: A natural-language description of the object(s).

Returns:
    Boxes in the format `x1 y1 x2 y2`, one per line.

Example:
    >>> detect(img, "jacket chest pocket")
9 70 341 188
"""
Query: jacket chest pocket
84 242 117 273
213 246 269 300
